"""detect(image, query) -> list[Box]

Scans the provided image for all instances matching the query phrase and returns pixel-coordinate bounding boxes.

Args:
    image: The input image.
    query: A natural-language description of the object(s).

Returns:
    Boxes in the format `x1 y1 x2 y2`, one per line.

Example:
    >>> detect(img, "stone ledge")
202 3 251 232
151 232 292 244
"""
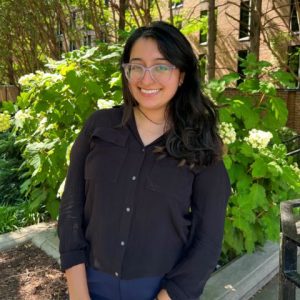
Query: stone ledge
202 241 279 300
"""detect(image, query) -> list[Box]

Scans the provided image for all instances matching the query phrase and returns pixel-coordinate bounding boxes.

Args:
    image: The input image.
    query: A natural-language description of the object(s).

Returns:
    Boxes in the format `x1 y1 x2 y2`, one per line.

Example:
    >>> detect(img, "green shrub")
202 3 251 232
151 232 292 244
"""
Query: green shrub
207 53 300 257
9 44 123 219
0 130 23 205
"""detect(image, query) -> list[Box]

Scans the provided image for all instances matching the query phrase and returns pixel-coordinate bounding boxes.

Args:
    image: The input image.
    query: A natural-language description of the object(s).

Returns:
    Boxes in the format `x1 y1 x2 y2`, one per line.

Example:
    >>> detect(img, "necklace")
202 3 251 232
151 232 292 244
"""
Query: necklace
136 106 165 126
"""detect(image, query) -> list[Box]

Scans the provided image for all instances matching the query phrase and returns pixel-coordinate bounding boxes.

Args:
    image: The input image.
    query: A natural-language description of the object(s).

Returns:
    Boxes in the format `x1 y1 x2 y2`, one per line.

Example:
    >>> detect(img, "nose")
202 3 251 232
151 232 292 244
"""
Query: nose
141 69 155 84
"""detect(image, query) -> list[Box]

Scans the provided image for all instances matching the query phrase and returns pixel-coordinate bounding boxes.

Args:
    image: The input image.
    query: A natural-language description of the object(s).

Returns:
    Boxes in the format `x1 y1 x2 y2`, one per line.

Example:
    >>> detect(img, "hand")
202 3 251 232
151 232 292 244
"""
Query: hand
156 289 172 300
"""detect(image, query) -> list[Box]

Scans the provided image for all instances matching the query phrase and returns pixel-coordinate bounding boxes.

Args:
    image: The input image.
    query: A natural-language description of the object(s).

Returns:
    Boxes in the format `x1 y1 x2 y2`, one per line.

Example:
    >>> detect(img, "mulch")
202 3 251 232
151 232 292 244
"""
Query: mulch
0 242 68 300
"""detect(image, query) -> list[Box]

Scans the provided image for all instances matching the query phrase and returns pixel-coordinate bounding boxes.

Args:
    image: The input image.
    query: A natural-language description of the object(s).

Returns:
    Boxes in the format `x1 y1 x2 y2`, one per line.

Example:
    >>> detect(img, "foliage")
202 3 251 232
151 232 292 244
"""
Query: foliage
0 202 46 234
7 44 123 219
0 131 23 205
207 53 300 257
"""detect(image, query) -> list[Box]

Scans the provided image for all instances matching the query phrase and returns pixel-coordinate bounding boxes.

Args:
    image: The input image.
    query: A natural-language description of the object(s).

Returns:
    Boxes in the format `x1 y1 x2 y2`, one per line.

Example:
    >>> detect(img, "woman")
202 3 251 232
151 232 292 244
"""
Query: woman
58 21 231 300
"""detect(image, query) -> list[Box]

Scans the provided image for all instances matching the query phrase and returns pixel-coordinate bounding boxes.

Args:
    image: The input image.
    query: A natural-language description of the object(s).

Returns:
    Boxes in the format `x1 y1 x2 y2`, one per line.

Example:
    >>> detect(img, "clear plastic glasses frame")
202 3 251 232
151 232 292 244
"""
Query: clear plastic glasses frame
122 63 176 83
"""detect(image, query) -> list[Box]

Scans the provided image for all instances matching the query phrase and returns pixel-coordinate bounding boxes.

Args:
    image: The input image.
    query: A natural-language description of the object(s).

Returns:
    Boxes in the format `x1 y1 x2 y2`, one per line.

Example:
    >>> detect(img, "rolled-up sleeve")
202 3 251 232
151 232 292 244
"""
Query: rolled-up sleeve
161 160 231 300
57 115 95 271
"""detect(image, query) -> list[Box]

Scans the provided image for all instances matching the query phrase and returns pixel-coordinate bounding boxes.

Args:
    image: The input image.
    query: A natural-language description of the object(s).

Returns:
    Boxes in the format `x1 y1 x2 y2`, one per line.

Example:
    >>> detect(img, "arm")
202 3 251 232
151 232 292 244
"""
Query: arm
160 160 231 300
57 113 98 270
65 263 91 300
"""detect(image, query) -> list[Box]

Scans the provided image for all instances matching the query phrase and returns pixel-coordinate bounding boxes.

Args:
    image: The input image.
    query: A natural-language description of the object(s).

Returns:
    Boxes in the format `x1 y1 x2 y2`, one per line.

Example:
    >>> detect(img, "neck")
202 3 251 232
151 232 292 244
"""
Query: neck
135 106 167 126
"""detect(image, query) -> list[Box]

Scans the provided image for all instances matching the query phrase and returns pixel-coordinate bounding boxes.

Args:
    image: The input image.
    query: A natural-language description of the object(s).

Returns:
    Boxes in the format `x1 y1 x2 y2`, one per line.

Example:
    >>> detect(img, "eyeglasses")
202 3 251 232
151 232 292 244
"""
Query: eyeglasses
122 63 176 83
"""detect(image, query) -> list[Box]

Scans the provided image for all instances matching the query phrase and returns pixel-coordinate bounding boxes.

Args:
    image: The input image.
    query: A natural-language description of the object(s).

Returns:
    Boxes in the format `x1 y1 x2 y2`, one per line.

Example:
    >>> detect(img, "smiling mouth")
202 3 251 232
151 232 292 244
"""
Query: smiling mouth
140 88 160 94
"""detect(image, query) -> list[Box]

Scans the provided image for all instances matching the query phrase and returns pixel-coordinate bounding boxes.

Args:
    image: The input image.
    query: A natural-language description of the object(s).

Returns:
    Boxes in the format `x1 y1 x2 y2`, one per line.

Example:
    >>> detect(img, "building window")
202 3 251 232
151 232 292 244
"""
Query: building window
290 0 300 33
58 40 63 57
171 0 183 9
288 45 300 88
84 35 92 47
57 22 63 36
237 49 248 85
199 10 208 44
69 40 76 51
239 0 251 39
70 11 76 29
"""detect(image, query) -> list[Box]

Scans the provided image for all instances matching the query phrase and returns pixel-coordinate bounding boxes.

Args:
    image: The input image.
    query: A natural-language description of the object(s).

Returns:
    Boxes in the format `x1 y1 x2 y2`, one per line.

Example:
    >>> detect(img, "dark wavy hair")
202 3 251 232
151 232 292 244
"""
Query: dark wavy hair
120 21 223 169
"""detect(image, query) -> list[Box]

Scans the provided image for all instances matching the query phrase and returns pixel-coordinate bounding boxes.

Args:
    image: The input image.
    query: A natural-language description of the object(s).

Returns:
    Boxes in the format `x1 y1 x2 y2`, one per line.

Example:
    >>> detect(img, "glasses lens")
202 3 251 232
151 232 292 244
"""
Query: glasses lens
151 65 173 82
124 64 144 82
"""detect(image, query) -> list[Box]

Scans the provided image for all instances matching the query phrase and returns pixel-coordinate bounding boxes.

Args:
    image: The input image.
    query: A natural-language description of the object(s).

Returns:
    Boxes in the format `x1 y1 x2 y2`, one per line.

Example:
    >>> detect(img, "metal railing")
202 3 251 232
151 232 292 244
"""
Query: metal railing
279 199 300 300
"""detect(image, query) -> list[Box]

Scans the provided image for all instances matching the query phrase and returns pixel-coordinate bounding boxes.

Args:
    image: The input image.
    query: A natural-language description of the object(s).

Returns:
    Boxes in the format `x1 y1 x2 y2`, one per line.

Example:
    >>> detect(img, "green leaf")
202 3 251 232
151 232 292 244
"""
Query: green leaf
259 81 276 96
267 162 283 177
251 158 267 178
249 183 267 209
271 69 296 88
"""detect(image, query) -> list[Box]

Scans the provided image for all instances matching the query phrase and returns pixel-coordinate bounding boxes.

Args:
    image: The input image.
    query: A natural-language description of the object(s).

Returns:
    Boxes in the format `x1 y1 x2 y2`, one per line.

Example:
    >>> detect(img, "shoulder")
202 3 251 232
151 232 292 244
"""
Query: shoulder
84 105 124 134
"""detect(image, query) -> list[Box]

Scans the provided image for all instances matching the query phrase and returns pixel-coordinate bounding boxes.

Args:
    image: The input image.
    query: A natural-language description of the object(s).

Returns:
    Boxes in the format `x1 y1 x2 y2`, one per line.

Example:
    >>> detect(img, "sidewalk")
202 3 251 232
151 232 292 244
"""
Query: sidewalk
0 223 297 300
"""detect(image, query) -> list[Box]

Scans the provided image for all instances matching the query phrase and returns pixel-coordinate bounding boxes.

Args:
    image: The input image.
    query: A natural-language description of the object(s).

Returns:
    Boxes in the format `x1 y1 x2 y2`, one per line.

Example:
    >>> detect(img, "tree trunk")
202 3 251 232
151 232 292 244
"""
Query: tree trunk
207 0 216 80
119 0 126 33
250 0 262 59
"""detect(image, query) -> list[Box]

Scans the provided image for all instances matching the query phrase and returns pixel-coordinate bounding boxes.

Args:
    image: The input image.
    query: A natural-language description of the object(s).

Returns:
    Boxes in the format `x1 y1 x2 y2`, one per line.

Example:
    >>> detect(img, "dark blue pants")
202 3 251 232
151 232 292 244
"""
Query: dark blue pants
86 267 163 300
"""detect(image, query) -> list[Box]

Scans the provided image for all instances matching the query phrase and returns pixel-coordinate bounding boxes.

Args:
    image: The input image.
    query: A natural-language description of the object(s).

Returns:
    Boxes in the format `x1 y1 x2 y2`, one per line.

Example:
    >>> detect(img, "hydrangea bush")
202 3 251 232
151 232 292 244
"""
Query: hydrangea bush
211 54 300 258
1 44 123 218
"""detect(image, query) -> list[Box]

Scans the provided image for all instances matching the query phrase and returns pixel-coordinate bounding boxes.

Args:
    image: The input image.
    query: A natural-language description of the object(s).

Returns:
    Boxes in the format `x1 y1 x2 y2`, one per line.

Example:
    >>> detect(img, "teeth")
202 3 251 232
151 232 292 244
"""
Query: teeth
141 89 159 94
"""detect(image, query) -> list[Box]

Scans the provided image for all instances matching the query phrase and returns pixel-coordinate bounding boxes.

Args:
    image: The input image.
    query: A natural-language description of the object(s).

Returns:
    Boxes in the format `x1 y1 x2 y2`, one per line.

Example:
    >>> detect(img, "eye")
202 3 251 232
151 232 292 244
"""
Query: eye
154 65 170 72
130 64 143 72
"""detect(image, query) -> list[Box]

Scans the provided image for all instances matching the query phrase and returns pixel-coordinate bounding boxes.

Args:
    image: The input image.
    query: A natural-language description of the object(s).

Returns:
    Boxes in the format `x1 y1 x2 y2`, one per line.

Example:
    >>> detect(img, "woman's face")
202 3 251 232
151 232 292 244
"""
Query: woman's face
127 37 184 113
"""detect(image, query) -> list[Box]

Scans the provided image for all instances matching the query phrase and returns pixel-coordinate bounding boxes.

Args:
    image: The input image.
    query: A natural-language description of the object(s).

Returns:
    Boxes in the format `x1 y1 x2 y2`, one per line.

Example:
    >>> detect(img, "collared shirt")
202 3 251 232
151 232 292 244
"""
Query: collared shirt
58 106 231 300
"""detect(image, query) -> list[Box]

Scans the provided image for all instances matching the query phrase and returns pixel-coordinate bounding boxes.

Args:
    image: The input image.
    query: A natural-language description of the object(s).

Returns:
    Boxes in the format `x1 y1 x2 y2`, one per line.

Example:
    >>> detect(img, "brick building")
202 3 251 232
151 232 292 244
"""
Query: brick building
166 0 300 83
164 0 300 132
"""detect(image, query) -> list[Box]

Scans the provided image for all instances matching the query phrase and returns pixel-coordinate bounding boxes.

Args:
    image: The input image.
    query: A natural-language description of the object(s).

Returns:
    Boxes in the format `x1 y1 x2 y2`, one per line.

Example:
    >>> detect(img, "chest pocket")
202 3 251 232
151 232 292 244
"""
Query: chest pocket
85 127 128 183
146 157 193 202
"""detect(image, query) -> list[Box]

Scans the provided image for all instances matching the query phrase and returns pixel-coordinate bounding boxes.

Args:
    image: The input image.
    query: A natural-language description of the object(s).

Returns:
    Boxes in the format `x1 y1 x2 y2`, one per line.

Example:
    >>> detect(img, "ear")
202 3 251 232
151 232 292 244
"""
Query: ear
179 72 185 86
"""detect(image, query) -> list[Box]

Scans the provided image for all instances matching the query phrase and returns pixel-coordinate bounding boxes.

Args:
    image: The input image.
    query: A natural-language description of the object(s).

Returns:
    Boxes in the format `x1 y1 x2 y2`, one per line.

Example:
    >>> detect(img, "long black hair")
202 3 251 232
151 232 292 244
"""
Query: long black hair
120 21 223 168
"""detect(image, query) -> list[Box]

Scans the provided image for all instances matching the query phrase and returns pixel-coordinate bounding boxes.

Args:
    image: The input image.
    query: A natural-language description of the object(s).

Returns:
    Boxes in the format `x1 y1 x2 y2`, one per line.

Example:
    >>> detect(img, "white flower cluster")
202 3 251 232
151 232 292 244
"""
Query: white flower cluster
291 162 300 177
14 109 32 128
18 73 36 86
18 71 63 87
97 99 115 110
219 122 236 145
15 109 31 122
0 113 11 132
245 129 273 150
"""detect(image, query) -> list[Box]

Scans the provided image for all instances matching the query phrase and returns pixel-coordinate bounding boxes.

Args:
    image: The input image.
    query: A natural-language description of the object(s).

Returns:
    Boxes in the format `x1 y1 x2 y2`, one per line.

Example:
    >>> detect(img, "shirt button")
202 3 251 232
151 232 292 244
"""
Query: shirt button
142 148 145 152
132 176 136 181
115 272 119 277
121 241 125 246
126 207 131 212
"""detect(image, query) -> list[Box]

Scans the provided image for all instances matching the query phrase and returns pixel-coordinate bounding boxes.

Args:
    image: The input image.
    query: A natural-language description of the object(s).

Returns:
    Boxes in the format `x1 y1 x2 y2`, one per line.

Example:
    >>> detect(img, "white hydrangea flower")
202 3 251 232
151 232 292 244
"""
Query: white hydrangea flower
97 99 115 110
245 129 273 149
291 162 300 177
14 109 34 128
0 113 11 132
18 73 36 86
219 122 236 145
15 109 31 122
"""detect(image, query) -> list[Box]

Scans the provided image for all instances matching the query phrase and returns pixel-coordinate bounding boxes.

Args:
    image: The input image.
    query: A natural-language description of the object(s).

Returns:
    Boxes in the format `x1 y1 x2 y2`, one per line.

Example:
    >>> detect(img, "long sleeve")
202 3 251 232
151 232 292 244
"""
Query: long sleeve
57 115 95 271
161 160 231 300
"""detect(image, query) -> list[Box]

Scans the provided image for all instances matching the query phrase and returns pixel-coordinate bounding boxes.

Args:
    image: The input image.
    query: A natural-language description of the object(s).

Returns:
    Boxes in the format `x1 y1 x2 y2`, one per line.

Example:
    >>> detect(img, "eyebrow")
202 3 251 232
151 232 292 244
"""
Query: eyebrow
129 58 168 63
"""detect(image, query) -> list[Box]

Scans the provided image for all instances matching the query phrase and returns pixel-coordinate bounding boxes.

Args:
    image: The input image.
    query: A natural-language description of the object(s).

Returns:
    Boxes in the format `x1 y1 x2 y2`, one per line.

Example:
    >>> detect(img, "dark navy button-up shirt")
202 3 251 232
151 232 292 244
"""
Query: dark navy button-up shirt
58 106 231 300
